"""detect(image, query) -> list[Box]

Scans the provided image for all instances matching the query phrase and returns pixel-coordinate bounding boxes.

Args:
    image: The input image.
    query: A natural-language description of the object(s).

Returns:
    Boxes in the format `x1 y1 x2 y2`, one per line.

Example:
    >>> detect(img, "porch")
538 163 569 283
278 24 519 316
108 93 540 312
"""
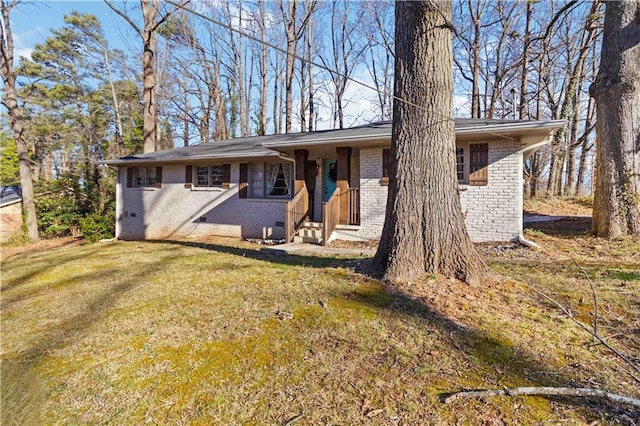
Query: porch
284 148 361 245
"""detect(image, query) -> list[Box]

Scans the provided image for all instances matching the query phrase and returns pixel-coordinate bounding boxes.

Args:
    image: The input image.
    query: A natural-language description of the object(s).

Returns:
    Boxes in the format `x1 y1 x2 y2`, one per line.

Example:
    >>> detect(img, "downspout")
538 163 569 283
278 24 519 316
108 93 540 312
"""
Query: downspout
518 232 541 250
105 164 122 241
278 152 295 164
518 137 552 251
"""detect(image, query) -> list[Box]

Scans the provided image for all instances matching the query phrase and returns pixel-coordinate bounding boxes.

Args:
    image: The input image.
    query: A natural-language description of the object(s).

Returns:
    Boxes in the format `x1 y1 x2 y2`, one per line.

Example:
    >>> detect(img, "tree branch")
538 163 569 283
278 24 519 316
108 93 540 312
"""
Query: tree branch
149 0 190 33
104 0 143 37
530 285 640 382
442 387 640 409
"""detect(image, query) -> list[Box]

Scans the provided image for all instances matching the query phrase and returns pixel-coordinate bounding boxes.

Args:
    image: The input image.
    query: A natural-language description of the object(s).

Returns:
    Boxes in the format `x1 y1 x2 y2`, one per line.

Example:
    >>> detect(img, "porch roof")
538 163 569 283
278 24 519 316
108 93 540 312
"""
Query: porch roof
104 119 564 166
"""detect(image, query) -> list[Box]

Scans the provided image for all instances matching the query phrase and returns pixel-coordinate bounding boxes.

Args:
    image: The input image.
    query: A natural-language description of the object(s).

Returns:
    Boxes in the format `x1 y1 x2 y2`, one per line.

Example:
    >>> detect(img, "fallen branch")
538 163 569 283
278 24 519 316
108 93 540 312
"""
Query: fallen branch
442 387 640 409
530 286 640 382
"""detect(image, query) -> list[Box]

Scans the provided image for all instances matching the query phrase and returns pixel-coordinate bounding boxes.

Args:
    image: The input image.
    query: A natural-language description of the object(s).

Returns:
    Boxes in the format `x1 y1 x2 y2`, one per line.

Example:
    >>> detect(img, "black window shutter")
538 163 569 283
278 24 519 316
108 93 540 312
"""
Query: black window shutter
222 164 231 189
469 143 489 186
155 166 162 188
185 165 193 188
381 148 390 186
126 168 133 188
239 163 248 198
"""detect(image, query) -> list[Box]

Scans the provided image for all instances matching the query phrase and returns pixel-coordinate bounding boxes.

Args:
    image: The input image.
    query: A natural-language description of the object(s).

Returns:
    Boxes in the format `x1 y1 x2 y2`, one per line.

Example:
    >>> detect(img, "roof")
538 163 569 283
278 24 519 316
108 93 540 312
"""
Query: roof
1 186 22 207
104 118 564 166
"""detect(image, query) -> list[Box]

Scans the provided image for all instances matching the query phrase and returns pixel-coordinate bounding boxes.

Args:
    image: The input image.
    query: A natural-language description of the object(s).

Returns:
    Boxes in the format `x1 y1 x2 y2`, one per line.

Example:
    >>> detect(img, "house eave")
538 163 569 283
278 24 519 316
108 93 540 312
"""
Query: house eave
262 120 566 151
103 151 280 167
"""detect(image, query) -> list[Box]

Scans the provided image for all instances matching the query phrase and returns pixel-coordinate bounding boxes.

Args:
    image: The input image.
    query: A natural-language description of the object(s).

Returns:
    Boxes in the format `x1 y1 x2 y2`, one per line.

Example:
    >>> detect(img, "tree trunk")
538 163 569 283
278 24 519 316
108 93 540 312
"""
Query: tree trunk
590 0 640 238
105 0 180 153
576 97 595 195
141 4 158 153
283 0 297 134
307 17 314 132
299 34 307 132
470 0 482 119
104 49 124 157
258 0 268 136
519 1 532 120
547 1 600 196
1 0 39 242
373 0 486 285
273 54 280 134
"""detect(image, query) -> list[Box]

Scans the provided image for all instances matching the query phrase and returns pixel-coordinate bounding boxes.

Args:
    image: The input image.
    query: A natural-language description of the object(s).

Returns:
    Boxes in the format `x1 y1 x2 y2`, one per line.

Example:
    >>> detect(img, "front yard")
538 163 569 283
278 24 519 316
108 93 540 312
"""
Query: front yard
1 224 639 424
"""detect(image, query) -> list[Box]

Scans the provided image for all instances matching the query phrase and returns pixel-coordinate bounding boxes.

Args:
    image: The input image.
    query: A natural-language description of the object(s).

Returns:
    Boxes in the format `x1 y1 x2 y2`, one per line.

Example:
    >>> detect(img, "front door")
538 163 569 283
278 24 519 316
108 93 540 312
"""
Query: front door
323 159 337 202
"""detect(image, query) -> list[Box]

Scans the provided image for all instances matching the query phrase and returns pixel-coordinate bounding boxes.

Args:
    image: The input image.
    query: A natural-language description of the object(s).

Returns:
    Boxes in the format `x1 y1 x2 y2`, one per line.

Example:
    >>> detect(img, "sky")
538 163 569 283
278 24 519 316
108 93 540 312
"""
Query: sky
10 1 136 62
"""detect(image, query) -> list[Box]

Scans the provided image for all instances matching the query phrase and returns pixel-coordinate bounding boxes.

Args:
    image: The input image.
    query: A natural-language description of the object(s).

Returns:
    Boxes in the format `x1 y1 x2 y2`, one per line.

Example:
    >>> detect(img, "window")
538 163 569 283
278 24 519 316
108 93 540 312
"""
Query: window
469 143 489 186
249 162 292 198
185 164 230 189
127 167 160 188
196 165 224 187
381 148 390 186
456 148 465 182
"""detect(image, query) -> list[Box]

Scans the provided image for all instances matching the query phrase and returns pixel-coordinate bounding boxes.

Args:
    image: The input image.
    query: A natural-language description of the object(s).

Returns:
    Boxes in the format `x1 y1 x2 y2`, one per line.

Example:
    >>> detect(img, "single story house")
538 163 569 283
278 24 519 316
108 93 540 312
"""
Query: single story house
1 186 23 242
104 119 563 244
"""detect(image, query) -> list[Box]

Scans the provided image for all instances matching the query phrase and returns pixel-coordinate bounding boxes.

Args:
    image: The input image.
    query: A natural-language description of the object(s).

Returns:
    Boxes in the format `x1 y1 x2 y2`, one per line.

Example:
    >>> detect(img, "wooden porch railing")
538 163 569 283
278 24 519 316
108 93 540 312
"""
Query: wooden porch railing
285 186 308 243
347 187 360 225
322 188 340 246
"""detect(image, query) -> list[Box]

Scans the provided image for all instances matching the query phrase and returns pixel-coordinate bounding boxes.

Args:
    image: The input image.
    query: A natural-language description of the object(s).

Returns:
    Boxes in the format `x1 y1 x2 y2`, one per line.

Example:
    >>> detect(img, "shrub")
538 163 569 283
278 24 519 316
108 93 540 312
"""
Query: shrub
80 213 114 242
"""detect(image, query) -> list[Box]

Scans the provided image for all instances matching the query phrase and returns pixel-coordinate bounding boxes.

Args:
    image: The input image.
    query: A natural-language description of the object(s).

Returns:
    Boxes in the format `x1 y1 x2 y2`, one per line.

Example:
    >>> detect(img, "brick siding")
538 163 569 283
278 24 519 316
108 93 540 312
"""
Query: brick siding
116 163 287 240
344 140 523 242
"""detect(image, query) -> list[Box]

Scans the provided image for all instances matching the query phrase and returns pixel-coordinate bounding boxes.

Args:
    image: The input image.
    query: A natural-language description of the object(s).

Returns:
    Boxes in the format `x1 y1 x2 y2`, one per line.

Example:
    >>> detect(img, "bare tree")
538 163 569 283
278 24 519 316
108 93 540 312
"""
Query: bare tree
104 0 183 153
590 0 640 238
319 0 367 129
546 1 600 196
362 0 394 121
278 0 316 133
0 0 39 241
373 0 486 285
255 0 269 135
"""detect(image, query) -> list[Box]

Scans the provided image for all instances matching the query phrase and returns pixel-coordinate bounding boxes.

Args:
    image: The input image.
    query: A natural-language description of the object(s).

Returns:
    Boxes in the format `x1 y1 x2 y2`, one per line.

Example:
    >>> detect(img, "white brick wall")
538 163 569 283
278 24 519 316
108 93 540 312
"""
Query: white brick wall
116 163 287 240
357 147 389 239
347 140 523 242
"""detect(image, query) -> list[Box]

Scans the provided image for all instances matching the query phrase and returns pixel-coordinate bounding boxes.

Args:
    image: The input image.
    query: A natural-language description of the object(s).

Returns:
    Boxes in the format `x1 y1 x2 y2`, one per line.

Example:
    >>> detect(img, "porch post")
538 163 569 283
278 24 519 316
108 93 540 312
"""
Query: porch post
294 149 308 193
294 149 309 216
336 147 351 224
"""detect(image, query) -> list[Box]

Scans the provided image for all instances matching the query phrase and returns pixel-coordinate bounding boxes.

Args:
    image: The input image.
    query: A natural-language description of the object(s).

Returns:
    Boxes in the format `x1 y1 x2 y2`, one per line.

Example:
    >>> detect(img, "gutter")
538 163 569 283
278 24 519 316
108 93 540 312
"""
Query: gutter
456 119 565 135
103 151 280 167
262 133 390 148
262 120 566 149
278 152 295 163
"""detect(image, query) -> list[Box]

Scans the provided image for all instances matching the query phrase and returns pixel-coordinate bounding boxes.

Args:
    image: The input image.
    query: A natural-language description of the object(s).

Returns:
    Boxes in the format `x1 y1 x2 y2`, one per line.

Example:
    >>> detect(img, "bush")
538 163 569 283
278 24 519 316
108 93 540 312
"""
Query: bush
80 213 114 242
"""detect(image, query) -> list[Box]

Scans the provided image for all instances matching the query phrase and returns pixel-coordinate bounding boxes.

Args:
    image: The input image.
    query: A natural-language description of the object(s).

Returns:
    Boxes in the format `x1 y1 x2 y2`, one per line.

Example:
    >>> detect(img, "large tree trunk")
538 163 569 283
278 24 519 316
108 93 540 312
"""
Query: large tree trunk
1 0 39 242
373 0 486 285
590 0 640 238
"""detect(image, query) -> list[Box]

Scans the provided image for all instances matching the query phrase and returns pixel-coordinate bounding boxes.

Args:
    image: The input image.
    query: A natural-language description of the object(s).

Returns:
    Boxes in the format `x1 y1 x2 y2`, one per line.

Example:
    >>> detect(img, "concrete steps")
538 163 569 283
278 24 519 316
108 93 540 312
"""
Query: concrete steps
293 222 323 245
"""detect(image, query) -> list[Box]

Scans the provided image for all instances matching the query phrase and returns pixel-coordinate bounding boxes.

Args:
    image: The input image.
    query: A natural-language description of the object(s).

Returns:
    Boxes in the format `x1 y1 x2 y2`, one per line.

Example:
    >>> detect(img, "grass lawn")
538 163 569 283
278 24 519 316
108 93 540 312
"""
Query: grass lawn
2 214 639 424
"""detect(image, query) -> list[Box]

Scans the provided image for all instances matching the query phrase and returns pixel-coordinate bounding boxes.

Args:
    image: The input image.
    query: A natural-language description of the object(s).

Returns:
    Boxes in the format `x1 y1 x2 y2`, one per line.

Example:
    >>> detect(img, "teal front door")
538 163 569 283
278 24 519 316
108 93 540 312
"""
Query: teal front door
323 159 337 202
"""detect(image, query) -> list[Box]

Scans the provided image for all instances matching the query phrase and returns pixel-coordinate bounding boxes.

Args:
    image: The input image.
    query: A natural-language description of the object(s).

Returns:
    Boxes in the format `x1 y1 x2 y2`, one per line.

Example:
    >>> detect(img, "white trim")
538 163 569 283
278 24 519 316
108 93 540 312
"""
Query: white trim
0 199 21 208
262 120 565 150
